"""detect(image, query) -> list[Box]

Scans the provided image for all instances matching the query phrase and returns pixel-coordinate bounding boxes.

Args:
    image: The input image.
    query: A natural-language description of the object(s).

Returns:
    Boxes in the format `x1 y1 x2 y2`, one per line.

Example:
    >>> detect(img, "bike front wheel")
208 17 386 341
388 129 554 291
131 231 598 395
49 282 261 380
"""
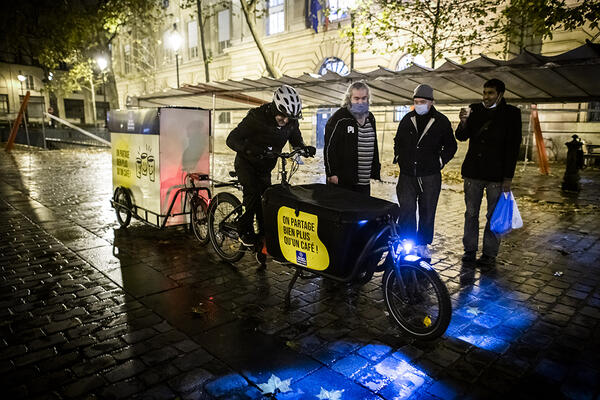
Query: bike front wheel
207 192 245 263
383 262 451 340
190 194 210 246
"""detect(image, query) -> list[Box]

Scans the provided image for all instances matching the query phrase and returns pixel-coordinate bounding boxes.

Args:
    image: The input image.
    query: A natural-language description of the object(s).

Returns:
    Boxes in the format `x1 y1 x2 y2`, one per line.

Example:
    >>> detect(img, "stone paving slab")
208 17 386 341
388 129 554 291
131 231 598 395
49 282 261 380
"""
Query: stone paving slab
1 146 600 399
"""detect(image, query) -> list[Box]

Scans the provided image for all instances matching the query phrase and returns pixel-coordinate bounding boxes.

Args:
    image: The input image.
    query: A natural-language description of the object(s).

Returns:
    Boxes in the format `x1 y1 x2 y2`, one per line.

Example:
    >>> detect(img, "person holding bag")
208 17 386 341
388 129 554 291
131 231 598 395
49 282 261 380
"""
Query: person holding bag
455 79 522 266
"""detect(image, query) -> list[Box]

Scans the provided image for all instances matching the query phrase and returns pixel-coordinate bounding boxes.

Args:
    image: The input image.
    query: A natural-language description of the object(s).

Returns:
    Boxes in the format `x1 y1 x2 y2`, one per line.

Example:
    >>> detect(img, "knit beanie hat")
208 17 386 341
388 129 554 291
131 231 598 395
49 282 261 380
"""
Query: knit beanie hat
413 84 434 100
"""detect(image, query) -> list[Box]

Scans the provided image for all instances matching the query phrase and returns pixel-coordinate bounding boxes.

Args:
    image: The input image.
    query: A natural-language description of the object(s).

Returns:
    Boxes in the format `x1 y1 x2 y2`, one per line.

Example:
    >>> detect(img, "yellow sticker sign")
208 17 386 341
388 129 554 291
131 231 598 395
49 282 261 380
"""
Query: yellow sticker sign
277 206 329 270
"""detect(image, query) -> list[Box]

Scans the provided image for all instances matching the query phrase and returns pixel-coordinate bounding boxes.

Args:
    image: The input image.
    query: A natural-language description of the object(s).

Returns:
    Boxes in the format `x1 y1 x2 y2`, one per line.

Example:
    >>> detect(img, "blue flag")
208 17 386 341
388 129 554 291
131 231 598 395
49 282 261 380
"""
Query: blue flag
310 0 322 33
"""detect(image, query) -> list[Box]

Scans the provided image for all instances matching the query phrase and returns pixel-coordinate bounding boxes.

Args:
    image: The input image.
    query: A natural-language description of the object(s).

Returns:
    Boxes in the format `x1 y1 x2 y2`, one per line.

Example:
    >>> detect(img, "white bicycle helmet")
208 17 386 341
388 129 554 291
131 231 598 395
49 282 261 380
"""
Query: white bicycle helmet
273 85 302 119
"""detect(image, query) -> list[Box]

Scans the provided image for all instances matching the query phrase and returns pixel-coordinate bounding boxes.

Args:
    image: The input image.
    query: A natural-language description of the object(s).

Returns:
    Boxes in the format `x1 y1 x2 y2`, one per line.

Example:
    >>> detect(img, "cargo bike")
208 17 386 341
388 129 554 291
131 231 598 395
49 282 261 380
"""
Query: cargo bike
108 107 211 244
207 147 452 340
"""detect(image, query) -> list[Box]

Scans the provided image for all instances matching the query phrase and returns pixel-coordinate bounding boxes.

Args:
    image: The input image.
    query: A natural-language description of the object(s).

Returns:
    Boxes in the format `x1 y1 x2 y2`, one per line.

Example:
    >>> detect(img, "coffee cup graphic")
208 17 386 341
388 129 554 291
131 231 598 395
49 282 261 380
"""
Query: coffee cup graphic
148 156 155 182
141 153 148 176
136 157 142 178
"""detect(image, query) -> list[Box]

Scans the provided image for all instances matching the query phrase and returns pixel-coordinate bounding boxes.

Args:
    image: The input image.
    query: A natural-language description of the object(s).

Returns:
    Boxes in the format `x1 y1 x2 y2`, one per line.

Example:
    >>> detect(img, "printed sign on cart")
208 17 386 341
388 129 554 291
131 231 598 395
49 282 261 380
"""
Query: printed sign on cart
277 206 329 270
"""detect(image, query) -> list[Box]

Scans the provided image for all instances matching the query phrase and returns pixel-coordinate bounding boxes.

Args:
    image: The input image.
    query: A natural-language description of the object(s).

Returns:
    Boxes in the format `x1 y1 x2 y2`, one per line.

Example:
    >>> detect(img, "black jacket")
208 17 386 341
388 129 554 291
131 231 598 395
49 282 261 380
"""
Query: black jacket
226 103 305 172
455 98 522 182
393 106 457 177
324 107 381 185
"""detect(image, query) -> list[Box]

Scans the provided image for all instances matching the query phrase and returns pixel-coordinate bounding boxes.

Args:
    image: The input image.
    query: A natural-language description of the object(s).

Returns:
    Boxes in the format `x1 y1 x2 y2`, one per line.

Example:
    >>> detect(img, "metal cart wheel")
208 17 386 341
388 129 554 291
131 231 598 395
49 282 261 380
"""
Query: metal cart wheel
114 187 132 228
383 262 451 340
207 192 245 263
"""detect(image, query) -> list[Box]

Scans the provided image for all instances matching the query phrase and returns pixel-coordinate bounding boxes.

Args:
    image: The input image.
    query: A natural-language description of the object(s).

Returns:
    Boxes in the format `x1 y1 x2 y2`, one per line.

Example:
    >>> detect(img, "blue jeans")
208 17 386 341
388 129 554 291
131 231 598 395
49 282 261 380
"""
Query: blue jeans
463 178 503 257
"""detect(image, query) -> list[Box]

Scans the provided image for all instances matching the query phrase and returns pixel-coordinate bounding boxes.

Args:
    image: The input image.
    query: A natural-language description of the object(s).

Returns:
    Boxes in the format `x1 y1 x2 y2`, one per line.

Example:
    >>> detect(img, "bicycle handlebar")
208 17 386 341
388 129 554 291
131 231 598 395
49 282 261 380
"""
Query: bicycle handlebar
263 145 316 160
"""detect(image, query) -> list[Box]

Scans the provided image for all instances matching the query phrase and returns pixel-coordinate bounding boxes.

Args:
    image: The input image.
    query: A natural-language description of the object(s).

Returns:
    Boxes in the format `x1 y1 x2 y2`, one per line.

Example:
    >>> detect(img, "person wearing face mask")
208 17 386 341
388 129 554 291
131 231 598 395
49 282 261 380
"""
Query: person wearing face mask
393 84 457 260
227 85 314 247
455 78 522 266
324 81 381 195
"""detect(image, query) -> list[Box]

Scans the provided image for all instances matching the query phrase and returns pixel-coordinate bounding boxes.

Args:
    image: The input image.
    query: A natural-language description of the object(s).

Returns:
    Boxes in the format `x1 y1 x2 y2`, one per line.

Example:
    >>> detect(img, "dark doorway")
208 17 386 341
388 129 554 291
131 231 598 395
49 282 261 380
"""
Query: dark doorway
64 99 85 124
315 108 335 149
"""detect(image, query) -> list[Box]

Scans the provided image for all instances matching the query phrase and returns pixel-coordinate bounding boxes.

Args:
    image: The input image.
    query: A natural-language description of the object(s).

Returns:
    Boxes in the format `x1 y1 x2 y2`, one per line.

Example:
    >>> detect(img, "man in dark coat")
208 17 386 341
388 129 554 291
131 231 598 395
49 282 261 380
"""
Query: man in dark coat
227 85 313 246
455 78 522 266
324 81 381 195
394 84 457 260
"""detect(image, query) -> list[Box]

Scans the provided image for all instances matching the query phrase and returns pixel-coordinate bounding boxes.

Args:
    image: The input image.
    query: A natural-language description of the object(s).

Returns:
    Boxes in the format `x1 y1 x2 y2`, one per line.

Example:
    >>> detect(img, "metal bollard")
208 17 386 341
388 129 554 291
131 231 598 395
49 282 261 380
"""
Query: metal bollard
561 135 584 192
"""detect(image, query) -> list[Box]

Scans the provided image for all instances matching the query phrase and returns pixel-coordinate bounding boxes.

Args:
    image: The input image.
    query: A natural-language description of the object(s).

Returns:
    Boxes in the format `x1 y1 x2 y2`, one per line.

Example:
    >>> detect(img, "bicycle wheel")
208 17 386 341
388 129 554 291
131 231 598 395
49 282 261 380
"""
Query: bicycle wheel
114 187 132 228
190 195 210 246
383 262 451 340
207 192 245 263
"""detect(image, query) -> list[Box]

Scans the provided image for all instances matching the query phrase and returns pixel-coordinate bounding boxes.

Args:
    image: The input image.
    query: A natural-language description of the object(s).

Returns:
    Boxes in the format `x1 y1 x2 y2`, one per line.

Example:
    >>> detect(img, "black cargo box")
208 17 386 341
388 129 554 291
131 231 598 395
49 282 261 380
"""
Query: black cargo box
262 183 399 280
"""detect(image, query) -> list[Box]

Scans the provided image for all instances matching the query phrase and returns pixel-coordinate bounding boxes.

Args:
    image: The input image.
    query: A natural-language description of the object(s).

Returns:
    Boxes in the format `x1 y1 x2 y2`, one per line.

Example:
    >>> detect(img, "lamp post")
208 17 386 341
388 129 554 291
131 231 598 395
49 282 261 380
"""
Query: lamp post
17 72 30 145
168 25 183 88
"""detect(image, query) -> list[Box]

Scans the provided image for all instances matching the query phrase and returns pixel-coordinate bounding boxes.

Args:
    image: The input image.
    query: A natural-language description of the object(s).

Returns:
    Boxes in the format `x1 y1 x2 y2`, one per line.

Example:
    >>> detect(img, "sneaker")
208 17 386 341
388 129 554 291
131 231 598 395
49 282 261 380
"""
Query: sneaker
416 245 431 260
238 232 256 247
477 254 496 266
462 251 476 262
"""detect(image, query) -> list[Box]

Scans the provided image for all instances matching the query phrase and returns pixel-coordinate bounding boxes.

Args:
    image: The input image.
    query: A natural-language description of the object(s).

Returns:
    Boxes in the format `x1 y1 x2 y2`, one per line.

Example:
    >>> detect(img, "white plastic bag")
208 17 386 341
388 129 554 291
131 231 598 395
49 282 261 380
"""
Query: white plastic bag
511 192 523 230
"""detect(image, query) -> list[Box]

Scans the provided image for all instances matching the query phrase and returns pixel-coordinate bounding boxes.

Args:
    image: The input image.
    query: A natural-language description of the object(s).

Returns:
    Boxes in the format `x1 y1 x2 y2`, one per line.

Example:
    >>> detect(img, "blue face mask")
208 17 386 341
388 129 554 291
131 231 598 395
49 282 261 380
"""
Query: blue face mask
414 104 430 115
350 102 369 115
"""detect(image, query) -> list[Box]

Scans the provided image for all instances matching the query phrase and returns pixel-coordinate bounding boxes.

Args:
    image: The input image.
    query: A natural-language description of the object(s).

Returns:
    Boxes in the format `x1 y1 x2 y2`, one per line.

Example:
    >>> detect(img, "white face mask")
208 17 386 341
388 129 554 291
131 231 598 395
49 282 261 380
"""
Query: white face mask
414 104 430 115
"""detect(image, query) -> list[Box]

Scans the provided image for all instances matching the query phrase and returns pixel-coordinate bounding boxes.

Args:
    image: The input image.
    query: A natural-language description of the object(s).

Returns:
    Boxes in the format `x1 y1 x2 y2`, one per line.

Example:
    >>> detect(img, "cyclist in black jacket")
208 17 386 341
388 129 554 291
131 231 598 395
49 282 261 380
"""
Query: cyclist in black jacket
226 85 314 246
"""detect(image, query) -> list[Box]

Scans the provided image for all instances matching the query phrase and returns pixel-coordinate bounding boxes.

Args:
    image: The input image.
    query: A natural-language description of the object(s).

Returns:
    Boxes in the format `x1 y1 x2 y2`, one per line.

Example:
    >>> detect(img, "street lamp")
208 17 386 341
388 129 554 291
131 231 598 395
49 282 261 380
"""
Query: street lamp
167 24 183 88
17 73 26 96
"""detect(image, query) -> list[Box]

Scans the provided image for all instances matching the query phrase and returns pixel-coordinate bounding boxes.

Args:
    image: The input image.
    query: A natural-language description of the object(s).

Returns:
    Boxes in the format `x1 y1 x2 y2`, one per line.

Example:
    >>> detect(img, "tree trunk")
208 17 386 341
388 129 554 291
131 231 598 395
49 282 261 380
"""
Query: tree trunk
431 0 441 69
196 0 211 82
239 0 280 78
90 77 97 125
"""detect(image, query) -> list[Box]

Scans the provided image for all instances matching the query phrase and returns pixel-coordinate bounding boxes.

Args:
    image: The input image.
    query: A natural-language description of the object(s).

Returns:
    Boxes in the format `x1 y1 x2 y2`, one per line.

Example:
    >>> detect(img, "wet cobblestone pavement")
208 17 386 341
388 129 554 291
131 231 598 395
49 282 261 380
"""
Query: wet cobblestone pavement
1 145 600 399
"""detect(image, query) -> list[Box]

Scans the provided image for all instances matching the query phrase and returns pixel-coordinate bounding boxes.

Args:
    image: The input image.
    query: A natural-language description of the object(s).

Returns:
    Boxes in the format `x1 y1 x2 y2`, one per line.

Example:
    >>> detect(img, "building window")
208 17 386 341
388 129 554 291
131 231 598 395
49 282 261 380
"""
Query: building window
64 99 85 123
394 105 411 122
267 0 284 35
319 57 349 76
218 111 231 124
188 20 199 58
0 94 8 114
328 0 355 21
123 44 132 74
589 101 600 122
218 9 231 52
163 31 173 63
396 53 427 71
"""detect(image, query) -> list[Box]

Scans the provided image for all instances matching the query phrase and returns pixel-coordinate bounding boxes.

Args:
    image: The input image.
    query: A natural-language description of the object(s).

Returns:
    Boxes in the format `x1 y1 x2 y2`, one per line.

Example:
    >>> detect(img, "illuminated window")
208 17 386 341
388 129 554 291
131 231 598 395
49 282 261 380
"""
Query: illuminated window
319 57 349 76
396 54 427 71
218 9 231 52
267 0 284 35
188 20 198 58
329 0 356 21
394 105 410 122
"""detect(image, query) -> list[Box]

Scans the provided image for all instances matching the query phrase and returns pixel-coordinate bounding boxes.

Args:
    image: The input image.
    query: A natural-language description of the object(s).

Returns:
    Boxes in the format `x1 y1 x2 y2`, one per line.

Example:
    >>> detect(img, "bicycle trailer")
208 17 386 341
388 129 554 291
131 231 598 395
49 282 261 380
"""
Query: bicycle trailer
262 183 399 280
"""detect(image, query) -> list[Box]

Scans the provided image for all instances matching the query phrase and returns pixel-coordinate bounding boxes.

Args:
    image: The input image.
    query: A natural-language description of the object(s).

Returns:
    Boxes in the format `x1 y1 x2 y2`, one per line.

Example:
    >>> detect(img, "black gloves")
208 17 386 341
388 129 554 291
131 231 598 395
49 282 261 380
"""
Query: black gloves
301 146 316 157
259 149 276 159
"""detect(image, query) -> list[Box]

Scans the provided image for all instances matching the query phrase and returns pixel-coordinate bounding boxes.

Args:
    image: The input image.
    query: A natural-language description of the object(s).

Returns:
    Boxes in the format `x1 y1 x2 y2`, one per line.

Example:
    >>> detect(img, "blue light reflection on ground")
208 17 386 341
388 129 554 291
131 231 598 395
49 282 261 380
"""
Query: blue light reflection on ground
447 269 537 353
205 270 539 399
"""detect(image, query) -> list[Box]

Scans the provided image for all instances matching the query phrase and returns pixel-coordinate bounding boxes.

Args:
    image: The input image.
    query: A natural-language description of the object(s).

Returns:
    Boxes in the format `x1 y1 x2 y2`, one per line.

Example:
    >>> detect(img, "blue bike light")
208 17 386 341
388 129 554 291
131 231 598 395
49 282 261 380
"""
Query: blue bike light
403 240 414 254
